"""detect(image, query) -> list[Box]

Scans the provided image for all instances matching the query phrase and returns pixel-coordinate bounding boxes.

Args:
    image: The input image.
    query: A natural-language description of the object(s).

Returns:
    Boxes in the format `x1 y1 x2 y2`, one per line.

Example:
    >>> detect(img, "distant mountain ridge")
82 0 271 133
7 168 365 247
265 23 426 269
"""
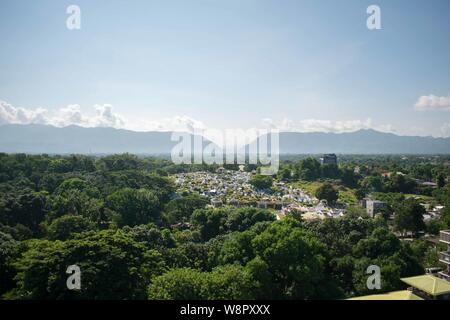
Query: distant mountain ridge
1 124 449 154
273 129 450 154
0 124 190 154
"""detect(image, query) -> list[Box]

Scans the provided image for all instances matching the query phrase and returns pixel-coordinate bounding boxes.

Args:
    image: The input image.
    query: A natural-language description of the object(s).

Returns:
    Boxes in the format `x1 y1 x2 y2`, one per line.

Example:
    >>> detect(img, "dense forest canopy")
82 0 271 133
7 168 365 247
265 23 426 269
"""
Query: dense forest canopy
0 153 449 299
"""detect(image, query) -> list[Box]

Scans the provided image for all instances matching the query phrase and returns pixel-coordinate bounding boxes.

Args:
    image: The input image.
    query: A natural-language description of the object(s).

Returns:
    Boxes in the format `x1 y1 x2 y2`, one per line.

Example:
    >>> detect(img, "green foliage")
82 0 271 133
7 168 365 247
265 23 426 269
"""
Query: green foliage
249 174 273 190
351 228 423 295
437 174 446 189
163 194 208 225
340 167 359 188
295 158 321 181
45 215 96 240
51 190 104 222
191 208 275 241
277 167 292 181
107 188 160 227
315 183 339 205
393 199 426 237
0 154 446 300
322 164 340 179
0 231 18 296
0 190 49 235
250 218 342 299
7 230 165 299
148 265 256 300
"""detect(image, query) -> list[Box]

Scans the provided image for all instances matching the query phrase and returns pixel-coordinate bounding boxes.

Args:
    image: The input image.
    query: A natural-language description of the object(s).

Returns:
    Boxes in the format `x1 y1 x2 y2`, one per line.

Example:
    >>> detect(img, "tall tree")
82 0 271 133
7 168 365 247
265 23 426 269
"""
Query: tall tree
393 199 426 237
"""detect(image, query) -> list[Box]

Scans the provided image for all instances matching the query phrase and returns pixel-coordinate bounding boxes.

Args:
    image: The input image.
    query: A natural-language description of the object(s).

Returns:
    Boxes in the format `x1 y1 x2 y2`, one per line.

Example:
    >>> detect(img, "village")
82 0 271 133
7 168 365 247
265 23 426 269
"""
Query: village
173 160 446 224
174 167 348 221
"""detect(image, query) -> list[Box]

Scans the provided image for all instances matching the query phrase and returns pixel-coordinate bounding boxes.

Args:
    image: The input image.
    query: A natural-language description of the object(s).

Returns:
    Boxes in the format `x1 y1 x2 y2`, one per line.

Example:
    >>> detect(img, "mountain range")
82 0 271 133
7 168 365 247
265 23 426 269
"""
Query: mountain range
1 124 449 154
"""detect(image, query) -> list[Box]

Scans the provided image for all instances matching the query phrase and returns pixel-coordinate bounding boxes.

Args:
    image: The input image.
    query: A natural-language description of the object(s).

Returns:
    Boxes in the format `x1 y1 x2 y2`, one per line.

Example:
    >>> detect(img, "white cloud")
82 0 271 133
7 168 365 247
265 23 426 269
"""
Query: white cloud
0 101 127 129
440 123 450 138
260 117 394 134
0 100 208 134
92 104 125 128
415 94 450 111
127 115 207 133
4 100 444 141
0 101 49 125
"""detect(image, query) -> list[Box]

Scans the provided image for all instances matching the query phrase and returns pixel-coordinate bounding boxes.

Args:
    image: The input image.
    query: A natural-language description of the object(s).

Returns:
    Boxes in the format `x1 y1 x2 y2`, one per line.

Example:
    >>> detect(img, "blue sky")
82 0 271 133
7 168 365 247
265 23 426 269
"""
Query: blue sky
1 0 450 137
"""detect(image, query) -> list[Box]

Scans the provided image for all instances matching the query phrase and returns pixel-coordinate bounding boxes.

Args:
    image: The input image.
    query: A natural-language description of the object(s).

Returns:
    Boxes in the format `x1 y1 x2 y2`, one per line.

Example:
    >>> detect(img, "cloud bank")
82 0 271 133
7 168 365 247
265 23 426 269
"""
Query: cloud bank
260 117 394 134
1 100 448 140
0 100 208 134
415 94 450 111
0 101 125 128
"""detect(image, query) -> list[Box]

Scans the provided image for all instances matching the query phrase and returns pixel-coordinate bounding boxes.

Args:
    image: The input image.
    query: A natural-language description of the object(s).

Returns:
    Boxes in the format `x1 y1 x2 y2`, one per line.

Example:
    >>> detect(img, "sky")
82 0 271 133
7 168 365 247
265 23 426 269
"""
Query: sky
1 0 450 138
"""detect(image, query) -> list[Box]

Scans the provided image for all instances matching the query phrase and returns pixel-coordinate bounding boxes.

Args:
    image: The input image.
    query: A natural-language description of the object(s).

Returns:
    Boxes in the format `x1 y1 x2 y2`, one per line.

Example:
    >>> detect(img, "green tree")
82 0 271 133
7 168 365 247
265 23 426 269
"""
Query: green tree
315 183 339 205
249 174 273 190
46 215 96 240
295 158 321 181
250 218 342 299
163 194 208 225
322 164 340 179
148 268 205 299
0 232 18 296
352 228 423 295
437 174 446 189
277 167 292 181
0 191 49 235
107 188 160 227
393 199 426 237
7 230 165 299
148 265 256 300
51 190 104 222
341 167 359 188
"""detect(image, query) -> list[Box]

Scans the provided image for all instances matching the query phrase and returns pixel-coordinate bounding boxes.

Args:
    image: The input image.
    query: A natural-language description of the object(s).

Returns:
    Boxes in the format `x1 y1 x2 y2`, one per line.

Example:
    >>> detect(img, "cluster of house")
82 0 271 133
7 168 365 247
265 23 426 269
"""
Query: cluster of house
359 197 444 222
174 168 315 209
174 167 350 221
381 170 442 188
276 201 346 221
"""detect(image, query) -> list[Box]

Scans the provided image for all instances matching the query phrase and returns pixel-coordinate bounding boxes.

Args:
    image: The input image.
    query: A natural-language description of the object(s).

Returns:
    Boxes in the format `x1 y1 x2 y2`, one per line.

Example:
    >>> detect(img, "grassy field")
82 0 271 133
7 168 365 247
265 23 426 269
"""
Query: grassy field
291 180 358 205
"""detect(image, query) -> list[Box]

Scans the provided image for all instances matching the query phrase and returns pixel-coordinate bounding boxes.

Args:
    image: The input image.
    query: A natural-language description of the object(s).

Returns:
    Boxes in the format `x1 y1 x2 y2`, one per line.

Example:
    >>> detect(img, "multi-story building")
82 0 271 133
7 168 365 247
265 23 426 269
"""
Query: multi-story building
438 230 450 282
321 154 337 165
366 200 387 218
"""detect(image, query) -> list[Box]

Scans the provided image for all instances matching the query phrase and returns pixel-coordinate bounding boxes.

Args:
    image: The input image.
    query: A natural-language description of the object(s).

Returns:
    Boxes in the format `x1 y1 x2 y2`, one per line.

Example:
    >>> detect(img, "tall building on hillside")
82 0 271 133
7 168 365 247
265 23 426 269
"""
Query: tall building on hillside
321 154 337 165
438 230 450 282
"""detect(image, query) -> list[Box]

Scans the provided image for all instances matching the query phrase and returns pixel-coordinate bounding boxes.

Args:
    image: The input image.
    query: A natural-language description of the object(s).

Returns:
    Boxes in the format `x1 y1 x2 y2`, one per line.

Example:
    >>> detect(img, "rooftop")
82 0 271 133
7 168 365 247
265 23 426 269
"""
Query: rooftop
401 275 450 296
348 290 423 301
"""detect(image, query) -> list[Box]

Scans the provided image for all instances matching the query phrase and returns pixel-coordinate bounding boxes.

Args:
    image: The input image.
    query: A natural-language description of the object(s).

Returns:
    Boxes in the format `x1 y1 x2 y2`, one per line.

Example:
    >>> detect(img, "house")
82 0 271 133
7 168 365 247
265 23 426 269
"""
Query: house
349 275 450 300
348 290 423 300
366 200 387 217
320 154 337 165
401 275 450 300
438 230 450 282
